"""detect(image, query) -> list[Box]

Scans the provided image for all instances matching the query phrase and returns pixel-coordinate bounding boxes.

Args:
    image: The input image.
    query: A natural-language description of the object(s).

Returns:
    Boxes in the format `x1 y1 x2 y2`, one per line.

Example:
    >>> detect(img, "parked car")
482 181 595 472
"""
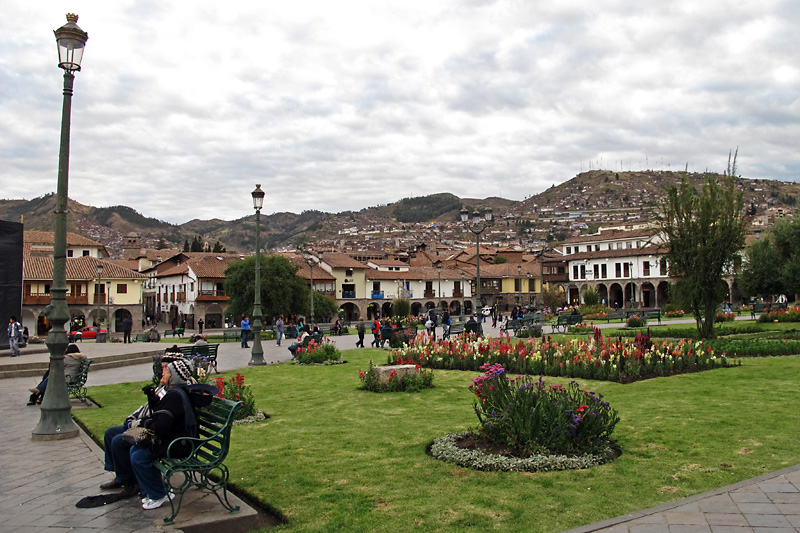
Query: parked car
69 326 106 342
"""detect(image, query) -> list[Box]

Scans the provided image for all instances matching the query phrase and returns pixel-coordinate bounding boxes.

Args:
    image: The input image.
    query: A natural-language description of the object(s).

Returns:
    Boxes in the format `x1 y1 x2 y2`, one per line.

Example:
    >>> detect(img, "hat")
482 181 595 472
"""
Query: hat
167 358 194 385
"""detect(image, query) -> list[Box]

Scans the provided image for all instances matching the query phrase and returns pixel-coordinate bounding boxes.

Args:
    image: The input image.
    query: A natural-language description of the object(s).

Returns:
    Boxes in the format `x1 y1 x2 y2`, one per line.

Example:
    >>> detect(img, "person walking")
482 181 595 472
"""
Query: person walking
356 318 365 348
8 316 22 357
275 316 284 347
240 316 250 348
197 318 204 334
122 315 133 344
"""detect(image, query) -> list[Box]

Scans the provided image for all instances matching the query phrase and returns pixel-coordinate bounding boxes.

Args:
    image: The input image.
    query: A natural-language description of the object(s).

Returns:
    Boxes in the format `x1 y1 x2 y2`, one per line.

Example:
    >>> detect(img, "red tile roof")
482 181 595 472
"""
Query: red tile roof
23 256 147 281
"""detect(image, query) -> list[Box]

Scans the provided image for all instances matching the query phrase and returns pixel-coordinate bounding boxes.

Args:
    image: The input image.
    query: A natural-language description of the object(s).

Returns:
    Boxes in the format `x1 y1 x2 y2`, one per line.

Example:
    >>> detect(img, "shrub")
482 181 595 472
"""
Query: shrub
758 305 800 323
664 309 685 318
567 323 593 334
358 359 434 393
214 373 257 420
295 337 342 364
469 363 619 456
626 314 646 328
582 288 601 307
393 298 411 320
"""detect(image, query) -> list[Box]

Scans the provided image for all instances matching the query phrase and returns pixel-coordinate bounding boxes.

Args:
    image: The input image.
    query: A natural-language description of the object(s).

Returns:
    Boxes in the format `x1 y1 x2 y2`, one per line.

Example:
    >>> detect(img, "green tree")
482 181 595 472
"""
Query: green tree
155 236 168 250
212 241 226 253
392 297 411 318
224 255 308 319
190 236 203 252
542 286 564 312
738 217 800 299
582 287 600 306
658 153 745 338
312 292 340 322
493 255 508 264
183 239 190 252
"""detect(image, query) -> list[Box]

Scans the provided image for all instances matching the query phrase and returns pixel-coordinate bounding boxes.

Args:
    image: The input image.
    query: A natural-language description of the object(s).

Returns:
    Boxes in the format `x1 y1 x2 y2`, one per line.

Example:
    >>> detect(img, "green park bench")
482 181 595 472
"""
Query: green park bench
177 344 220 374
552 313 582 333
444 323 464 339
134 332 150 342
155 396 243 525
605 309 626 322
222 329 240 342
164 328 184 337
66 358 92 405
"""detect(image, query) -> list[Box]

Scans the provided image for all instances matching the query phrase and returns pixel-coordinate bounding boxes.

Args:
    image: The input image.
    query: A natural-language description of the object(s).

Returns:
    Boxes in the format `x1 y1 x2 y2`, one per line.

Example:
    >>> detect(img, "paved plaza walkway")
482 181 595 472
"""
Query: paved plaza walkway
1 319 798 532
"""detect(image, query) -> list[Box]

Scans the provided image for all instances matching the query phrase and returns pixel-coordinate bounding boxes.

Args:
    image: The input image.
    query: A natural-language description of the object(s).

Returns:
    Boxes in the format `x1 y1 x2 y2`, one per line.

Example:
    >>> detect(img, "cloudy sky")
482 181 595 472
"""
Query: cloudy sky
1 1 798 224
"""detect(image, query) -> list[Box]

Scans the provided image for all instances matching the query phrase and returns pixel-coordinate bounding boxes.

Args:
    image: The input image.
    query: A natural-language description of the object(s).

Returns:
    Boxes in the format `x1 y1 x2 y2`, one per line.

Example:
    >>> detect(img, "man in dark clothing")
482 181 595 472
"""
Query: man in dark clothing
122 316 133 343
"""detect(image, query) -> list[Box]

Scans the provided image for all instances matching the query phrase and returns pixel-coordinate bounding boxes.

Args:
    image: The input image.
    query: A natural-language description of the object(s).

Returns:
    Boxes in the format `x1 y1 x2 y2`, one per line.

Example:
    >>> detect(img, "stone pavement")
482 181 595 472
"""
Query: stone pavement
4 319 798 532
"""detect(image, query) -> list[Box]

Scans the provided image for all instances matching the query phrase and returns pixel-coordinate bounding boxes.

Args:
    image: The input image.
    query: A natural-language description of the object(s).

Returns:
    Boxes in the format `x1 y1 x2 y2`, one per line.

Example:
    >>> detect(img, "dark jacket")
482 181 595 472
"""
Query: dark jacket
142 387 197 458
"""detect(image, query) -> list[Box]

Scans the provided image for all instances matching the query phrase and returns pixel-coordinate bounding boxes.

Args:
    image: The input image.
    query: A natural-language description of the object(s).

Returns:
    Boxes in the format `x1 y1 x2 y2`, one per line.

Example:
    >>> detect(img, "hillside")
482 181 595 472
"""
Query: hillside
2 171 797 257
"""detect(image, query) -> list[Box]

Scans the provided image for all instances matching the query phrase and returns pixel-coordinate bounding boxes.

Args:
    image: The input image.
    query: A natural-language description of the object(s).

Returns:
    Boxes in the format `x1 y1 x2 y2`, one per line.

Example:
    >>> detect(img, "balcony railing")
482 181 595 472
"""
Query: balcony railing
93 294 108 304
371 290 385 299
423 290 435 298
453 290 463 298
199 289 226 297
24 292 89 305
342 290 356 299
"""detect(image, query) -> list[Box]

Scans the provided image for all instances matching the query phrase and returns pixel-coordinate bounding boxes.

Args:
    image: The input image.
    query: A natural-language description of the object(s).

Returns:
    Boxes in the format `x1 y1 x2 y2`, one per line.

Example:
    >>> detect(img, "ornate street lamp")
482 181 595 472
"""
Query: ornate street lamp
460 272 465 319
106 280 112 340
303 250 315 325
435 261 442 311
33 14 88 440
461 207 493 320
248 184 266 366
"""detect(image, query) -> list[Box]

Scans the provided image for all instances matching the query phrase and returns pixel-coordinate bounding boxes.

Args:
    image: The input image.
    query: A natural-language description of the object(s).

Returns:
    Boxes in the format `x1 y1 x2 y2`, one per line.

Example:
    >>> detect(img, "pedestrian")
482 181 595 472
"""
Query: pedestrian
240 316 250 348
197 318 204 334
356 318 365 347
8 316 22 357
122 315 133 344
442 310 451 338
148 325 160 343
371 316 381 347
275 316 284 347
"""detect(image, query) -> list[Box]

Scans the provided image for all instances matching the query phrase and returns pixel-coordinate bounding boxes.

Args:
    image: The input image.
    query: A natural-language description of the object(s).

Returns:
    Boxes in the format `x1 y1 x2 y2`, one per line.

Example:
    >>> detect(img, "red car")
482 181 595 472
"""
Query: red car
69 326 107 341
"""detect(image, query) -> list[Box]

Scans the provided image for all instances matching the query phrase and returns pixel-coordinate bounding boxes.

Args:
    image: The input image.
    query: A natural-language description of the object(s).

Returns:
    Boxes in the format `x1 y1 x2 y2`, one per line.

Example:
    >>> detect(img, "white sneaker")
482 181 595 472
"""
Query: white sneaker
142 492 174 510
142 490 172 504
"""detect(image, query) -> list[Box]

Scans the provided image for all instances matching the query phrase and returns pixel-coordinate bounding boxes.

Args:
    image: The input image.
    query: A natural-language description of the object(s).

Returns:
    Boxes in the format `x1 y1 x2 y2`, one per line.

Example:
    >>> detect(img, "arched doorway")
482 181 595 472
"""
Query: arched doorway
595 283 609 306
609 283 623 309
114 309 132 334
381 302 393 318
205 304 223 330
425 301 436 311
449 300 461 316
411 302 423 316
657 281 670 306
640 282 656 308
340 302 360 321
367 302 380 320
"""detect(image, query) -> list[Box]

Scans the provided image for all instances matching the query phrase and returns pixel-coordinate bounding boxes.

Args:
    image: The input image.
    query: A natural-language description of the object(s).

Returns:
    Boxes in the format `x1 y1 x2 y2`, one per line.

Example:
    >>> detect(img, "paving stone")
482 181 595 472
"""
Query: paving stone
736 503 781 515
743 513 792 528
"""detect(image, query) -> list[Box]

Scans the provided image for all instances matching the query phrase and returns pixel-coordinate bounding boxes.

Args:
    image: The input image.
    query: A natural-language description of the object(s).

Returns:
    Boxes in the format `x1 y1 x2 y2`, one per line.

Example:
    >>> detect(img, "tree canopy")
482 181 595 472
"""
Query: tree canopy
224 255 308 320
658 153 745 338
737 217 800 299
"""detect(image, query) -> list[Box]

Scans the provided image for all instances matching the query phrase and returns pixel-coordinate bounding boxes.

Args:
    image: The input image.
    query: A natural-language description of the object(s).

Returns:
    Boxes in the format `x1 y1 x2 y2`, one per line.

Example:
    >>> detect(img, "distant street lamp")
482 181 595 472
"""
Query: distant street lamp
460 272 465 319
303 250 315 325
461 207 493 317
517 264 522 307
95 262 103 329
249 184 266 366
106 280 111 339
435 261 442 310
527 272 533 306
33 13 88 440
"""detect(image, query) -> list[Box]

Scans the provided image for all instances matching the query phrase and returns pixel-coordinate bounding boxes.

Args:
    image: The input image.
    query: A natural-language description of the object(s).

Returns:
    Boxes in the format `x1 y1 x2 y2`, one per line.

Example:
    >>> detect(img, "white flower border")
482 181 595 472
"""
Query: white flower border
429 431 614 472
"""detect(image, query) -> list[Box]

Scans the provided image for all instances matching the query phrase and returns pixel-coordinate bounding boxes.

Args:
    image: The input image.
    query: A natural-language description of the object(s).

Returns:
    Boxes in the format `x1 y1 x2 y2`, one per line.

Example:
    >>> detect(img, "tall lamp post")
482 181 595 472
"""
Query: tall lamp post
460 272 465 319
517 264 522 307
33 14 88 440
95 262 103 329
435 262 442 311
527 272 533 306
248 184 266 366
303 250 315 325
106 280 112 340
461 207 493 317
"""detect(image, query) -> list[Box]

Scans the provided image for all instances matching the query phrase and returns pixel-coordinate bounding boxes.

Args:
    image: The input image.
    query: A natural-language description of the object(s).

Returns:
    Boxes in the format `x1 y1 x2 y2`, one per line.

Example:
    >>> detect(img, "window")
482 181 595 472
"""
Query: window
659 259 667 276
573 265 579 279
623 263 630 277
346 269 354 277
594 264 600 279
67 250 74 257
566 246 572 254
44 284 51 294
595 245 600 251
580 264 586 279
601 264 607 279
82 250 90 256
608 243 615 250
626 242 633 249
117 284 128 294
514 279 521 291
643 261 650 276
372 282 380 291
615 263 622 277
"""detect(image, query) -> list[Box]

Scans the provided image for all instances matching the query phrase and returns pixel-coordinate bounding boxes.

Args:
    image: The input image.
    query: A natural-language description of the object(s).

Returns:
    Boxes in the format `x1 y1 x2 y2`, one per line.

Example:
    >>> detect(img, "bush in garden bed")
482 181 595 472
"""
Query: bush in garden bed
295 337 342 364
358 359 434 392
758 305 800 323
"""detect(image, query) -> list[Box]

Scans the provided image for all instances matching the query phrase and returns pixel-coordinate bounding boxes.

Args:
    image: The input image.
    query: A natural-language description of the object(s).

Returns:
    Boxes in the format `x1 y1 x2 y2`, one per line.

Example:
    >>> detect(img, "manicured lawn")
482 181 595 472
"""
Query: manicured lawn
76 349 800 532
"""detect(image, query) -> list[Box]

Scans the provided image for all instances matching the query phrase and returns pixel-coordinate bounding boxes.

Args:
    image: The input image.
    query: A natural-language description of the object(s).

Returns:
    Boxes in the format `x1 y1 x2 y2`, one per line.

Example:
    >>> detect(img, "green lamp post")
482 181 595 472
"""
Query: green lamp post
461 207 493 318
249 184 266 366
33 14 88 440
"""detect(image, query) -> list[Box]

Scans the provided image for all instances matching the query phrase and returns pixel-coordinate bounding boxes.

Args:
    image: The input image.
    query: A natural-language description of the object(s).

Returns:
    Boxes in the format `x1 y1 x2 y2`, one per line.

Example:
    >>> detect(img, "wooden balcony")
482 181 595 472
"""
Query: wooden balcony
197 289 228 302
24 292 89 305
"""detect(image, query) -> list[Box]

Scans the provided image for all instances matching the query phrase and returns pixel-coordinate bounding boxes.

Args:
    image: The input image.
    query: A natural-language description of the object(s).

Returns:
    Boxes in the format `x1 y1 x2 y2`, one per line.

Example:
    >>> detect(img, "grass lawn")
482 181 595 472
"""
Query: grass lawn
76 348 800 532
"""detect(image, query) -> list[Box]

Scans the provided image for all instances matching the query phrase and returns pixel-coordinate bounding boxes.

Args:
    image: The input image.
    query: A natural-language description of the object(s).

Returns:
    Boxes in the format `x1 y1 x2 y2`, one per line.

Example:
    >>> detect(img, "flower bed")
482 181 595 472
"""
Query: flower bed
358 359 434 392
758 305 800 323
295 337 342 364
388 330 737 383
626 314 646 328
716 311 737 322
664 309 685 318
215 373 257 420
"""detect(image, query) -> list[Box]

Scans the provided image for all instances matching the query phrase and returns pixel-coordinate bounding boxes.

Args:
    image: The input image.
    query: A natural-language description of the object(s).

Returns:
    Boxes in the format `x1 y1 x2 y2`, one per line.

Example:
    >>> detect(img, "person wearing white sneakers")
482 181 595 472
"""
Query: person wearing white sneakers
133 356 198 510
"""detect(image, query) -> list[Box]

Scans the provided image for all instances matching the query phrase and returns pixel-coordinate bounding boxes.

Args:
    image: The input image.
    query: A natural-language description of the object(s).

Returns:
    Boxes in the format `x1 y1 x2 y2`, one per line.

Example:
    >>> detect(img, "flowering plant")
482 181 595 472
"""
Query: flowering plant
758 305 800 323
215 373 257 420
715 311 736 322
358 359 434 392
664 309 685 318
470 363 619 455
388 330 736 384
626 314 646 328
295 337 341 364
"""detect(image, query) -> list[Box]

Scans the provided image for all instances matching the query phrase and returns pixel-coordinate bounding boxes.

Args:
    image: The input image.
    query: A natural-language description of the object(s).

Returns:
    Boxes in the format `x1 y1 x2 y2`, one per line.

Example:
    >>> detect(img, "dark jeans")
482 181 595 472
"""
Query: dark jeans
241 330 249 348
123 330 131 343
